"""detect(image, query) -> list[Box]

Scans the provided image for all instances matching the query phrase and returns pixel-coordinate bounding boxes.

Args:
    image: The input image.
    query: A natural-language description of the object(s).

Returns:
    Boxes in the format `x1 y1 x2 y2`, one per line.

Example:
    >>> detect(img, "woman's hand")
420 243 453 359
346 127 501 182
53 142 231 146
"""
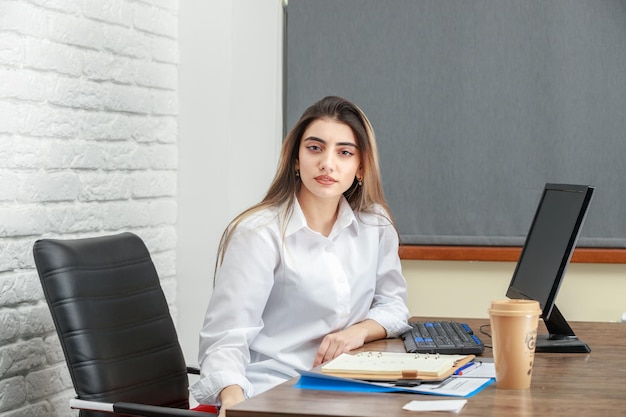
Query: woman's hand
218 385 246 417
313 320 386 367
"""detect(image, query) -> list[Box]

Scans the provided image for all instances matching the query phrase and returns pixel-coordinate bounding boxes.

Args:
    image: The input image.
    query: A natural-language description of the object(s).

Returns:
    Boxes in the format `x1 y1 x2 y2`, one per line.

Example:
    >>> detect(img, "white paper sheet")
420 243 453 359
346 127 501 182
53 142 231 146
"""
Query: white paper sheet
374 376 493 397
403 399 468 412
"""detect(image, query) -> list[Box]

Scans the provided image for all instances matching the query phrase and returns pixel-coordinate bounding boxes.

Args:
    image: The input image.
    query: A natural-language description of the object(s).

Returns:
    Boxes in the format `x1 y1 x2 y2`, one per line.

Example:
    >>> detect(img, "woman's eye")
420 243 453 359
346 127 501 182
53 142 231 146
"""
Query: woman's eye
340 150 354 156
307 145 322 152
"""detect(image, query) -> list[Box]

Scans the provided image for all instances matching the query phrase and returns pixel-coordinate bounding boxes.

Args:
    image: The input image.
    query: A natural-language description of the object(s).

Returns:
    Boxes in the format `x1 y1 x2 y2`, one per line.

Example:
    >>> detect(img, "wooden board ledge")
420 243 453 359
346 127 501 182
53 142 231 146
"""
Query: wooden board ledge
399 245 626 264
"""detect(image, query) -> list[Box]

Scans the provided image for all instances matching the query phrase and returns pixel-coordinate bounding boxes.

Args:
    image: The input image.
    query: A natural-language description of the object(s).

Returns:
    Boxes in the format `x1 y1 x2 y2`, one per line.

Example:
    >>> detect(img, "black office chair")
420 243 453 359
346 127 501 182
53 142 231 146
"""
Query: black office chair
33 232 217 416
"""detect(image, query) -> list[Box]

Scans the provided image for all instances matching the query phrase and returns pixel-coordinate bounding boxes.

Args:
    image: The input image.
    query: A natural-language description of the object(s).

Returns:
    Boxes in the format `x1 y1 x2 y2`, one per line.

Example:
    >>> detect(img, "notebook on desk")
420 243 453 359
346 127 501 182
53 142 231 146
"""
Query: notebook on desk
321 351 475 382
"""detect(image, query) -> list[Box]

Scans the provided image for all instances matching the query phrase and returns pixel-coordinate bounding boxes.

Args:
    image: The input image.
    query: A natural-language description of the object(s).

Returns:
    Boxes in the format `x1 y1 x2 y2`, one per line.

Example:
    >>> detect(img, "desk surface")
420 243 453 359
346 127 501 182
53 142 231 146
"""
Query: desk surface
227 318 626 417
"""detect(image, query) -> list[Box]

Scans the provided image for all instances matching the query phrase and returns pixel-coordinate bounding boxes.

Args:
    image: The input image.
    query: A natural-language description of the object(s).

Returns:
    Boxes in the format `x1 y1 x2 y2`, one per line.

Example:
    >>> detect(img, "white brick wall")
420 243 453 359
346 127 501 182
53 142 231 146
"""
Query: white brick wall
0 0 179 415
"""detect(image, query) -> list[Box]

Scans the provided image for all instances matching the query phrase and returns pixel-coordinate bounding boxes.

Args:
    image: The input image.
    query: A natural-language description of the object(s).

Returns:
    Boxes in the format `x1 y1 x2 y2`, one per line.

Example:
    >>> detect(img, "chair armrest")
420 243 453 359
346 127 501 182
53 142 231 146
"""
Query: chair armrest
70 399 217 416
187 365 201 375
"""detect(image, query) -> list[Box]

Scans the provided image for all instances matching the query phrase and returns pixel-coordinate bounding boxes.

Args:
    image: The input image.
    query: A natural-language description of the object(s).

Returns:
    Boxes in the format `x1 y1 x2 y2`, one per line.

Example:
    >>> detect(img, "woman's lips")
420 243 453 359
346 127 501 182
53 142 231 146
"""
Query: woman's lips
314 175 337 185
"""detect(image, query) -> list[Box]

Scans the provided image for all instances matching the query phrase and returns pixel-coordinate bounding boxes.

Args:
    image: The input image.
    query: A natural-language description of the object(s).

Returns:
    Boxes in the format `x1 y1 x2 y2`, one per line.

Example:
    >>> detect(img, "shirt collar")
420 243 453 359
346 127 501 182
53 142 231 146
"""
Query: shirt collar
285 196 360 237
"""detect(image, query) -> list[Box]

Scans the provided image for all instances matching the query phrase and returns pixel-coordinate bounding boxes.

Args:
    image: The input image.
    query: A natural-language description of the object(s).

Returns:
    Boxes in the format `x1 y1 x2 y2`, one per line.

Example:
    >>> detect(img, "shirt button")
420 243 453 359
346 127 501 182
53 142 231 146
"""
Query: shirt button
325 244 334 252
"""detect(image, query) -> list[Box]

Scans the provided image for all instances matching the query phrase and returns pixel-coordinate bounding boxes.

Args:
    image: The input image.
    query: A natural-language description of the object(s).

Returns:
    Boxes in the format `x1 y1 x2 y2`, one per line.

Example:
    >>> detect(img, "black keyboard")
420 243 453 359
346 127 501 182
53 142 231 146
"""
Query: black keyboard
401 321 485 355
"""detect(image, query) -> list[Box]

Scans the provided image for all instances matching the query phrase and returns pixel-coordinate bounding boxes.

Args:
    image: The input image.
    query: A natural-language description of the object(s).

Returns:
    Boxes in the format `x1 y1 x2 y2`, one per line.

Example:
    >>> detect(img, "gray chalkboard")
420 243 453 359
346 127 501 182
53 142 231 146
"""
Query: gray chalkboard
286 0 626 247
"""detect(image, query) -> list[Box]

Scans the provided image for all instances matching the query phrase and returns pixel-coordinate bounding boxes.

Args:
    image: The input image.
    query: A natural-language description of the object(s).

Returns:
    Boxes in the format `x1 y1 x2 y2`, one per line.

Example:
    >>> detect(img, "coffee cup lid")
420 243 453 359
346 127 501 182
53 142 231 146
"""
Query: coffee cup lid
489 299 542 316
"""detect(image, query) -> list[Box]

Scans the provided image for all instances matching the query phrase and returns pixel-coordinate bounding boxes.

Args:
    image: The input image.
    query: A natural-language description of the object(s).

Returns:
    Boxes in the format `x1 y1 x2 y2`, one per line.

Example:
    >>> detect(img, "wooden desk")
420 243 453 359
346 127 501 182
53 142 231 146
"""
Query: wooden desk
227 318 626 417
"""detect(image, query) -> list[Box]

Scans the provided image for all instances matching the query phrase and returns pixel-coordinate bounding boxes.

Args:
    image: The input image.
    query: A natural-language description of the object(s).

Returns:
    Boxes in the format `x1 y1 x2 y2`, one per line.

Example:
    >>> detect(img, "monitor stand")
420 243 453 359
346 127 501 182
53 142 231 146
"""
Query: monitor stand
536 305 591 353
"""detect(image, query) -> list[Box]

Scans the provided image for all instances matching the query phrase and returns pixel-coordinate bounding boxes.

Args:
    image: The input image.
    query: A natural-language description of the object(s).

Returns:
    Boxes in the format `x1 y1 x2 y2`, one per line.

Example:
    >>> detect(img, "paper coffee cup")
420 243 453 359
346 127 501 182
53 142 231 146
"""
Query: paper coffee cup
489 299 542 389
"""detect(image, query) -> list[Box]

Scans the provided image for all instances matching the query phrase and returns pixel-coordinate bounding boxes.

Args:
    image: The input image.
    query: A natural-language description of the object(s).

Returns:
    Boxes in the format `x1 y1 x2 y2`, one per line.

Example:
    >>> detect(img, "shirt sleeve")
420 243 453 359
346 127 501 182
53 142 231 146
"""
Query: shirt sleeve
365 216 413 338
190 221 279 405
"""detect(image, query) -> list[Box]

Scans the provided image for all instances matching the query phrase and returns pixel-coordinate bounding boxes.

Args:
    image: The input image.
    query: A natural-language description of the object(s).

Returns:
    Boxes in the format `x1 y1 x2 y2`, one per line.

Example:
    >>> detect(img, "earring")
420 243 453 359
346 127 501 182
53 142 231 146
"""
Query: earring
358 178 363 186
295 169 300 178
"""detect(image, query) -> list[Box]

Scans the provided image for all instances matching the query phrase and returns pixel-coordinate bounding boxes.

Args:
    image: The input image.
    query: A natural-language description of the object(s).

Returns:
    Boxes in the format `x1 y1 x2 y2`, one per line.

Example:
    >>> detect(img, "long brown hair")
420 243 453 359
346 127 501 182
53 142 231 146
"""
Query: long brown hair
216 96 394 266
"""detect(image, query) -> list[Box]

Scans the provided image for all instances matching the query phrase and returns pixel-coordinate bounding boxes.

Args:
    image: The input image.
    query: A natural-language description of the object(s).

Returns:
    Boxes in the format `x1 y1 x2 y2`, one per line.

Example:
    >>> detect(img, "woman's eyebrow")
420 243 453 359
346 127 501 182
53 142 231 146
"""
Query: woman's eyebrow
303 136 358 148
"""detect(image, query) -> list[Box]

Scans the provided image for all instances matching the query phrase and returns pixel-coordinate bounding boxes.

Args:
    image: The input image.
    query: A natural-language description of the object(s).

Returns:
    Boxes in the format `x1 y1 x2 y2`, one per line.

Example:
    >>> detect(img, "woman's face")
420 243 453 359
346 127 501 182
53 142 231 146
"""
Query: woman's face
296 118 362 203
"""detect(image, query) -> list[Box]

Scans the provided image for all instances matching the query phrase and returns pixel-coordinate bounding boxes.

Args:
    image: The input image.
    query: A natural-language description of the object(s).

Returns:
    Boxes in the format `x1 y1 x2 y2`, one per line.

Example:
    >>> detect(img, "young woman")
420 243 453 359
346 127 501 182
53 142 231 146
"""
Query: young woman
190 96 411 415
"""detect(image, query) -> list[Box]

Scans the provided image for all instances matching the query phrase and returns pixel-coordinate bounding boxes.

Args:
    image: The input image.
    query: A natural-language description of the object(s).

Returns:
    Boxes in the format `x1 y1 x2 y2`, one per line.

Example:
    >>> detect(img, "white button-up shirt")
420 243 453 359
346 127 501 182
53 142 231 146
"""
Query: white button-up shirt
190 197 411 404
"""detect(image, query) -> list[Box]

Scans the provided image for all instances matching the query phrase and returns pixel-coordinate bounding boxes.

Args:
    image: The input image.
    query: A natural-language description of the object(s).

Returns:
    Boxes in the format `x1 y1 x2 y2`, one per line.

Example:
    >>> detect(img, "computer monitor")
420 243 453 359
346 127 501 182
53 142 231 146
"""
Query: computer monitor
506 183 594 353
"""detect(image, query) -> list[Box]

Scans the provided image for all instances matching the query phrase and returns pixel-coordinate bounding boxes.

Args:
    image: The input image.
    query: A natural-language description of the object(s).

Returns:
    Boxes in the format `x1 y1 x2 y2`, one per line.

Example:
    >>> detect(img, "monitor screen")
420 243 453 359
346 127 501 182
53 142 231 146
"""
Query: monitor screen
506 183 594 353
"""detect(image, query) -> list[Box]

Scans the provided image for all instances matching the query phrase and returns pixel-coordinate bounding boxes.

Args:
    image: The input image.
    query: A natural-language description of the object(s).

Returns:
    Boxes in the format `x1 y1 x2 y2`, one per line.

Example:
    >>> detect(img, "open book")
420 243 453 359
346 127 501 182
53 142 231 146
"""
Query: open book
321 351 475 381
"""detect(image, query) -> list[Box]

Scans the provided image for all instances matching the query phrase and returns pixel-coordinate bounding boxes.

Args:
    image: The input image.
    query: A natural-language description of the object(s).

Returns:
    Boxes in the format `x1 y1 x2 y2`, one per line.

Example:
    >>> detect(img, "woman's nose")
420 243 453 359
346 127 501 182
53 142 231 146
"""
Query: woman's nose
319 153 335 172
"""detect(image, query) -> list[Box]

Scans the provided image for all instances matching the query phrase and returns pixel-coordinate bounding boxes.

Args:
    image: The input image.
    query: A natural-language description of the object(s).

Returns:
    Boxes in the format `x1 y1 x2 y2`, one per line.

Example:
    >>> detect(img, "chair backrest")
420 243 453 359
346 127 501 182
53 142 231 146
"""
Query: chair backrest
33 232 189 417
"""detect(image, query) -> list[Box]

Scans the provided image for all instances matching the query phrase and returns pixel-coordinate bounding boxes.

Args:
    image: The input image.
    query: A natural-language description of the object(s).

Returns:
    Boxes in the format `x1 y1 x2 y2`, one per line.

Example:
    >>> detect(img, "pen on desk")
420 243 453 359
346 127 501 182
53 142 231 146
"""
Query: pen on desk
454 361 480 376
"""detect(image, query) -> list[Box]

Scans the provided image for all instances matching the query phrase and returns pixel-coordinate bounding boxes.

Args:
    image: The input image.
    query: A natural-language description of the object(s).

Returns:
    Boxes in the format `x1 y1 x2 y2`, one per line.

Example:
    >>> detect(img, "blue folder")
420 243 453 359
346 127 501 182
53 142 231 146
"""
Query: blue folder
294 370 494 398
